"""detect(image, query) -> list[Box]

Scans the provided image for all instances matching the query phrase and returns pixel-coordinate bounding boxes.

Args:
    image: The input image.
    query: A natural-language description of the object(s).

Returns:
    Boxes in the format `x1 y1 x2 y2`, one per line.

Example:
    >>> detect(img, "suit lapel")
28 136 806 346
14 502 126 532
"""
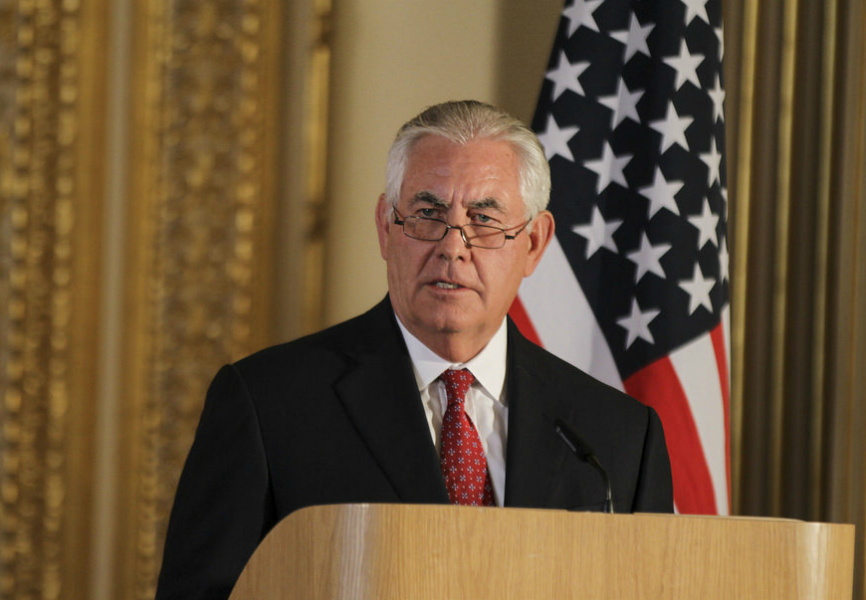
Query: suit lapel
503 324 571 508
333 300 449 504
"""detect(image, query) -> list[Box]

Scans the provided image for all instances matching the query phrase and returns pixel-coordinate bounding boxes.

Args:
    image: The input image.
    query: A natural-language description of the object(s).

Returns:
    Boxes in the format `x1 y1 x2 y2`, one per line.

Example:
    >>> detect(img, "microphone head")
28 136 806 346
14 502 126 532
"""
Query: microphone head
554 418 595 461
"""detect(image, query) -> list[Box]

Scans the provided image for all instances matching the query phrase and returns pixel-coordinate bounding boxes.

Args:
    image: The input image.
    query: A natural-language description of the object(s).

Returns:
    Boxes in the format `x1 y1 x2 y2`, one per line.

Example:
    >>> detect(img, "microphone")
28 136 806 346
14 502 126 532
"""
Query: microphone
554 418 614 513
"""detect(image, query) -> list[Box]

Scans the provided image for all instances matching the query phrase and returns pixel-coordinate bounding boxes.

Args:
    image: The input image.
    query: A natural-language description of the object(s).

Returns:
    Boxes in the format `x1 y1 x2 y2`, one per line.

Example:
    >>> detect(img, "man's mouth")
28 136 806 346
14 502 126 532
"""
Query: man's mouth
430 279 465 290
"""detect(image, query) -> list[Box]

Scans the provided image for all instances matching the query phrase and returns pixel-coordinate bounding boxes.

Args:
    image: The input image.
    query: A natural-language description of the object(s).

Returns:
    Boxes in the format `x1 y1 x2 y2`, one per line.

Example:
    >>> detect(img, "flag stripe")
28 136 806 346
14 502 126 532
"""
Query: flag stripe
669 331 729 514
509 297 543 347
624 357 717 514
710 320 731 505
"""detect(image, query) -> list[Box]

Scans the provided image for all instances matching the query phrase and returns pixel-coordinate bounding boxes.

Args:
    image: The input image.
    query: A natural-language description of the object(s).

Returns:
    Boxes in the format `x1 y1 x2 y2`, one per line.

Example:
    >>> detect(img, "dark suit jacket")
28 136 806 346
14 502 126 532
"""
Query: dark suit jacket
155 297 672 600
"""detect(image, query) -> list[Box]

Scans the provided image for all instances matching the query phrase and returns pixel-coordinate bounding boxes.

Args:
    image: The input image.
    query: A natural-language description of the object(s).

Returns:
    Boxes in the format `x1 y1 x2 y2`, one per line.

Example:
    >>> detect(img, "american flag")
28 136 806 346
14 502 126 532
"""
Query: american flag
511 0 730 514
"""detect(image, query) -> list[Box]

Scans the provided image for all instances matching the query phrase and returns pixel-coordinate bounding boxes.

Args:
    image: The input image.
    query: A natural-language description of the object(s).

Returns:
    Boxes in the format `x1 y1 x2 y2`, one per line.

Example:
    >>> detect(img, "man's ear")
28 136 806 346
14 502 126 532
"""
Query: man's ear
375 194 392 260
523 210 555 277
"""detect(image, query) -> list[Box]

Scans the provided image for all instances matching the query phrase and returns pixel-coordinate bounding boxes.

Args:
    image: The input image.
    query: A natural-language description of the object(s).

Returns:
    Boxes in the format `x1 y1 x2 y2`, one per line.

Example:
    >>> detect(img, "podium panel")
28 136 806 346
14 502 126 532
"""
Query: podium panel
229 504 855 600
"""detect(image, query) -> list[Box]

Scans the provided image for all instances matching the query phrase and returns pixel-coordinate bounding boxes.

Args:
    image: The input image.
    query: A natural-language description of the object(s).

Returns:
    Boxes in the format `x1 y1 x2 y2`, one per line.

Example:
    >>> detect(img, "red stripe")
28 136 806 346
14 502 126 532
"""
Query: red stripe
625 357 718 514
710 323 731 508
509 296 543 346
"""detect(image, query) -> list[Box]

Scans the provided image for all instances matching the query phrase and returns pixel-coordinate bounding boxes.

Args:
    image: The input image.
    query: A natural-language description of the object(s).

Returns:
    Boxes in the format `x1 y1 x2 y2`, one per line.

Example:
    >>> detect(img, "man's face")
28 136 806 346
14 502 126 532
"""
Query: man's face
376 135 553 361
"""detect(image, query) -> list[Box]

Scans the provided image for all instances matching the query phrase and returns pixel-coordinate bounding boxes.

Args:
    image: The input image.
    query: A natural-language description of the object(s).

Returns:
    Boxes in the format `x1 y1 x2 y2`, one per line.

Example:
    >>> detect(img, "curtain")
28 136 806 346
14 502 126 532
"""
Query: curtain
726 0 866 596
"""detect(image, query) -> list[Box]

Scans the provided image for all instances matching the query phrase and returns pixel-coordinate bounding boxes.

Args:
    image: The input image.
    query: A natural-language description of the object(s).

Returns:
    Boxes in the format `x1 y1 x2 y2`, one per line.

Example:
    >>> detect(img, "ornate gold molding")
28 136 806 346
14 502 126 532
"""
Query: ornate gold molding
0 1 108 599
116 1 283 598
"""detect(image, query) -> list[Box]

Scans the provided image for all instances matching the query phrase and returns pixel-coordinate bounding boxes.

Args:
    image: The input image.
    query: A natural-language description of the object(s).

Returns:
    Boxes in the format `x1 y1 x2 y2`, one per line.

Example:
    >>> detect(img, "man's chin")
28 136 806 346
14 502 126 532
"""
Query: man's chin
427 319 469 335
418 313 479 337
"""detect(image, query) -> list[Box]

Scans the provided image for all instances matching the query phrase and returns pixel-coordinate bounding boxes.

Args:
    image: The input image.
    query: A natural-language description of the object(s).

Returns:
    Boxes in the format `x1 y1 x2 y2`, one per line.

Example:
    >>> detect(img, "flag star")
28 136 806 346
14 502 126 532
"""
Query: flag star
708 74 726 122
609 13 654 63
617 298 661 349
688 198 720 249
639 167 683 217
547 51 590 100
650 102 693 152
598 78 644 129
663 40 705 91
719 235 730 282
715 27 725 61
679 263 716 314
627 233 671 283
584 142 632 193
681 0 710 25
537 115 579 162
572 205 622 259
563 0 604 36
700 137 722 186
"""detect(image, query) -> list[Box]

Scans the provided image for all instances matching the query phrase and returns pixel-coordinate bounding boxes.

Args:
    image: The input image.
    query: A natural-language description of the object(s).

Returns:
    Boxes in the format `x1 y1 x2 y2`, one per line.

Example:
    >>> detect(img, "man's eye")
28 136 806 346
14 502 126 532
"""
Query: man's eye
418 208 440 218
473 213 495 225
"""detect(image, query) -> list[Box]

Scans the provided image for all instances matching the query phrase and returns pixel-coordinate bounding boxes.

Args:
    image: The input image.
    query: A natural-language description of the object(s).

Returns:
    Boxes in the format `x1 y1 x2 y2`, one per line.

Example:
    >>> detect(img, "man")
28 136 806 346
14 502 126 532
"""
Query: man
155 100 673 600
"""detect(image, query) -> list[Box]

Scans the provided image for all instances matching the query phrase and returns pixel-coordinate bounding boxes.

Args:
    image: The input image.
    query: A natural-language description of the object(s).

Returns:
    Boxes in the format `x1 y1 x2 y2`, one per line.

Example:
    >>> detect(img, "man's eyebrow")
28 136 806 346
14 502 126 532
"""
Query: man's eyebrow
468 197 506 212
409 192 507 213
409 191 448 207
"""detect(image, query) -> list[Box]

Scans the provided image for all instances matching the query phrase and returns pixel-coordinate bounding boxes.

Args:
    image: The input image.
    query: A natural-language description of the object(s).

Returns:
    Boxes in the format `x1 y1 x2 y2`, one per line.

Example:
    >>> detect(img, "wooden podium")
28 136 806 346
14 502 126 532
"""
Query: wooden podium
228 504 854 600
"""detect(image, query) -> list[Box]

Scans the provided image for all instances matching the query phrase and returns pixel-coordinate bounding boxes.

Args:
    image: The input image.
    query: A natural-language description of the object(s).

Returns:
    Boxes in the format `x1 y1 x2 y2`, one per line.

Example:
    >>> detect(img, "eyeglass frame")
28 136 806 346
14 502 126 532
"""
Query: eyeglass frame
392 207 533 249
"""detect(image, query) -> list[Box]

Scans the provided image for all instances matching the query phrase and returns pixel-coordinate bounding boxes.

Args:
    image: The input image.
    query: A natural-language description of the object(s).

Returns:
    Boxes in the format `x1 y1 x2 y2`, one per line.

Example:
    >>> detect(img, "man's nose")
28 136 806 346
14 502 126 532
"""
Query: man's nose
437 224 470 259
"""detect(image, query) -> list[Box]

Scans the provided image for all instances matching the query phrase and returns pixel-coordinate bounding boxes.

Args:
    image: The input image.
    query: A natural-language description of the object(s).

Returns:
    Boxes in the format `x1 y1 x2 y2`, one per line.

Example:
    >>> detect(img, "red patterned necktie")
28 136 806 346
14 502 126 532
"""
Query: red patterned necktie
439 369 494 506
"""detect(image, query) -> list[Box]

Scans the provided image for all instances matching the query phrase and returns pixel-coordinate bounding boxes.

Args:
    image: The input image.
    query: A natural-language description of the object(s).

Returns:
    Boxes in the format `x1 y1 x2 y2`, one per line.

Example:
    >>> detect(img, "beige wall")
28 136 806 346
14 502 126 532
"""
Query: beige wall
321 0 562 326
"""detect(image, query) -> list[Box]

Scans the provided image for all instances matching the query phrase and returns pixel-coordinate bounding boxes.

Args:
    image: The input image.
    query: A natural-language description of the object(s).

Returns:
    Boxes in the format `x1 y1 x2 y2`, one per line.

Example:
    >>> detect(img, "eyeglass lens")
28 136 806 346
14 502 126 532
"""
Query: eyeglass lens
406 218 504 248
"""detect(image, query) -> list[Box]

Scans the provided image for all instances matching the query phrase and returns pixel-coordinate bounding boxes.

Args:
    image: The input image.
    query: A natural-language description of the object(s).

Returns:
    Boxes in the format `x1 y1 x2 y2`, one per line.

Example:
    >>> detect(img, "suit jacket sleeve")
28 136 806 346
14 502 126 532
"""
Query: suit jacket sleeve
632 406 674 513
154 364 276 600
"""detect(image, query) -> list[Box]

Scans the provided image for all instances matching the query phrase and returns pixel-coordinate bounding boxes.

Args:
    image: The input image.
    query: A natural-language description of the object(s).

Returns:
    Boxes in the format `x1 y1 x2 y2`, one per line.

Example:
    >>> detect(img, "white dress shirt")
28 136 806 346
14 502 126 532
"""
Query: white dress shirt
395 318 509 506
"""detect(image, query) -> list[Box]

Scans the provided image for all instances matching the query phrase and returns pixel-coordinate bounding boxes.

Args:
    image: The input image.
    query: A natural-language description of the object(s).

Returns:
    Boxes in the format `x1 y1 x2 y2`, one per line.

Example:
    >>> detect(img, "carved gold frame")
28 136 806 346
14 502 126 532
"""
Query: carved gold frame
0 1 109 598
114 2 285 598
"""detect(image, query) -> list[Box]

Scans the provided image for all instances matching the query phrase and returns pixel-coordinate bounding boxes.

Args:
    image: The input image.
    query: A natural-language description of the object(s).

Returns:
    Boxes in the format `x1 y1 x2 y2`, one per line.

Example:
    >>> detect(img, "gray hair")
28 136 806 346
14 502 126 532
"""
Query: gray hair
384 100 551 221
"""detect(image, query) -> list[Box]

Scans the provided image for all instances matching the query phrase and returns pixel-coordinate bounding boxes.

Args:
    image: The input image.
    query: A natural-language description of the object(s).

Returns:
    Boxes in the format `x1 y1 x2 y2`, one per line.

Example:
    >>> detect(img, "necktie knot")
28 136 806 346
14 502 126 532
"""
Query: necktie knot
441 368 474 408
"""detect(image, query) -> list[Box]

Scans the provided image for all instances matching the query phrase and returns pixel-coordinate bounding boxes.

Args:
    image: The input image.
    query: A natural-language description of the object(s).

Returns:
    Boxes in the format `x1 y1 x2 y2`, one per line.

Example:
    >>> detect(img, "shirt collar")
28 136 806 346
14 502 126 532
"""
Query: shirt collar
395 317 508 403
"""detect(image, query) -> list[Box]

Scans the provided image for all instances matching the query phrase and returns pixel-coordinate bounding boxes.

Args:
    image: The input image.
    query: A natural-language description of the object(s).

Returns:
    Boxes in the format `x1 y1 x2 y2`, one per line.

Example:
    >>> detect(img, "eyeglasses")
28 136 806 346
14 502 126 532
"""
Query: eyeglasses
393 209 531 249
